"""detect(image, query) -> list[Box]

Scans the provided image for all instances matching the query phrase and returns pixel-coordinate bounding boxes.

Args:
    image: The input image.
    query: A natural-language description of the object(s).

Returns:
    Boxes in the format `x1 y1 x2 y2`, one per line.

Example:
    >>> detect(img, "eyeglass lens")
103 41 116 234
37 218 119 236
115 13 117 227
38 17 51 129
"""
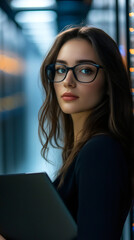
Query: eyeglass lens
47 63 98 83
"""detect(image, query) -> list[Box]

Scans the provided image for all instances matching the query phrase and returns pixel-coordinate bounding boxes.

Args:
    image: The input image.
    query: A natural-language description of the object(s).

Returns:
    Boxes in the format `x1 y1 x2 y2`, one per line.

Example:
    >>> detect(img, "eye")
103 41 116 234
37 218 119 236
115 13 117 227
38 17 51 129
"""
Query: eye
56 67 66 74
80 68 93 75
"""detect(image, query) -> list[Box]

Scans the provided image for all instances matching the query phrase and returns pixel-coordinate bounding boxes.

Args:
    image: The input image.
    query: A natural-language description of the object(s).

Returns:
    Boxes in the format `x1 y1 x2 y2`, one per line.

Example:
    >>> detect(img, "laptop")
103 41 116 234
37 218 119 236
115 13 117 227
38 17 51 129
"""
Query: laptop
0 172 77 240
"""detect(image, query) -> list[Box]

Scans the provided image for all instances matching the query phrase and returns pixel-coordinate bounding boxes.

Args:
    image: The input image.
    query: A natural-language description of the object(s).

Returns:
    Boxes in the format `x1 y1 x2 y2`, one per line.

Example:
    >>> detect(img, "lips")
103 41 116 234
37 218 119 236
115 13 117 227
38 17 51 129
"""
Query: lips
61 92 79 101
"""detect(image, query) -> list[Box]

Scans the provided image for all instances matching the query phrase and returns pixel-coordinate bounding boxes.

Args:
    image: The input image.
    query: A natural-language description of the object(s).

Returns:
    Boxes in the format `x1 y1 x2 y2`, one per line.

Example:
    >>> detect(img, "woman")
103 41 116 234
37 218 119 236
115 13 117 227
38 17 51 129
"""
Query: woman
38 26 134 239
0 26 133 239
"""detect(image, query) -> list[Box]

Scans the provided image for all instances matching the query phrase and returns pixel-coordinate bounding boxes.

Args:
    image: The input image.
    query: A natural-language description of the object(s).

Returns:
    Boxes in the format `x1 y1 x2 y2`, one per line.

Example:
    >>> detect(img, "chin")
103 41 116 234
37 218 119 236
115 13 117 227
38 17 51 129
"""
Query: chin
61 108 86 115
61 110 76 114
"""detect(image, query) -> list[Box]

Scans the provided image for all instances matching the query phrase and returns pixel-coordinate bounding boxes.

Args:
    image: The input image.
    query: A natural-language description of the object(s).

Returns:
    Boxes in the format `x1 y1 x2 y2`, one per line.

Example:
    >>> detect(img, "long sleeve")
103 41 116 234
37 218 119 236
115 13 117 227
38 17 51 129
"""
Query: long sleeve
74 135 132 240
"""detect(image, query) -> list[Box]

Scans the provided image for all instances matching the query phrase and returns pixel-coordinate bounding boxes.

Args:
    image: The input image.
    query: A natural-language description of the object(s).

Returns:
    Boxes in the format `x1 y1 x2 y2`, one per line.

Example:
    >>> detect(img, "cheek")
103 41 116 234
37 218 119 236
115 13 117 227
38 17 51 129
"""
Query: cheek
81 80 106 104
54 84 60 98
54 84 63 104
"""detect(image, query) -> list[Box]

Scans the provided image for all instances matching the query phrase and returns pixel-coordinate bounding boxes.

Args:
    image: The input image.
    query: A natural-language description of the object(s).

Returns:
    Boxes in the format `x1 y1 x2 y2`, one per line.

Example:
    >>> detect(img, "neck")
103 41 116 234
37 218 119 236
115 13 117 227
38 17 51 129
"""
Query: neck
71 111 90 145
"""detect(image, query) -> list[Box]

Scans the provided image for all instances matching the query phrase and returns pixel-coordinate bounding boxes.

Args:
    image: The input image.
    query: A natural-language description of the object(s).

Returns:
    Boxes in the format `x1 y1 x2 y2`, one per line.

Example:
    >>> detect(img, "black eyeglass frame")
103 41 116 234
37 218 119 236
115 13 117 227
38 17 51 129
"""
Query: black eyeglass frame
46 62 103 83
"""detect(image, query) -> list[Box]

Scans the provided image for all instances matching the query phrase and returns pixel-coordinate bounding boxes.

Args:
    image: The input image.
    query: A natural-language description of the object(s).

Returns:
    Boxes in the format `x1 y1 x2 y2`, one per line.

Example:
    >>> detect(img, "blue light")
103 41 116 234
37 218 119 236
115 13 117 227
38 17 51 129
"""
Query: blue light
119 45 126 57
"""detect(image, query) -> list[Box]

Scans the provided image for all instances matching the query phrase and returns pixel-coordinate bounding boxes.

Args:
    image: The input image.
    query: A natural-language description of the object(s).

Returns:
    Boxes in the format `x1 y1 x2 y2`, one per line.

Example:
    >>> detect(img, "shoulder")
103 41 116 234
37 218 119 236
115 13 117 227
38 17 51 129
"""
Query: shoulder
75 134 126 175
77 134 124 159
82 134 122 151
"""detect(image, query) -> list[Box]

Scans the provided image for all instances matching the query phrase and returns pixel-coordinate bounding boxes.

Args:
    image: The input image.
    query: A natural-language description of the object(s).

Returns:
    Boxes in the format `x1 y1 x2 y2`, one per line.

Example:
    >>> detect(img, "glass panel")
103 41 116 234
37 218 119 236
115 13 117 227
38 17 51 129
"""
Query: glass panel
128 0 134 238
118 0 134 239
86 0 116 40
129 0 134 109
118 0 128 68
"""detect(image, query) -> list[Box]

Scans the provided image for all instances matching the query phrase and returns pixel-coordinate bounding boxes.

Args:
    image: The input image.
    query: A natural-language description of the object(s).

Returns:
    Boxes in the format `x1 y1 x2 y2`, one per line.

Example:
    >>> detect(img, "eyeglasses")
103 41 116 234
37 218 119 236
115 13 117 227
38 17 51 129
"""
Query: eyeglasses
45 62 103 83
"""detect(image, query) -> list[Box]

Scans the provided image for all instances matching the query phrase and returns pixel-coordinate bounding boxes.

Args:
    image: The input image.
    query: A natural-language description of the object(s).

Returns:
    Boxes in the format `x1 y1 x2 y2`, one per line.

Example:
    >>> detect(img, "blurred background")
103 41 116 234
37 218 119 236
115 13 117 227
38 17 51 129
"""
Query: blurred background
0 0 134 239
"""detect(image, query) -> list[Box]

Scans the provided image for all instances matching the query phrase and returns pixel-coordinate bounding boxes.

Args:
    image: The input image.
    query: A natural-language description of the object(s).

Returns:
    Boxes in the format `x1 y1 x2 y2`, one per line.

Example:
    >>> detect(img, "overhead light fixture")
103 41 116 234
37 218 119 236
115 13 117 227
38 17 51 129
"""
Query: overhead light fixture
19 22 55 30
21 22 57 31
11 0 56 9
22 27 57 37
15 11 57 23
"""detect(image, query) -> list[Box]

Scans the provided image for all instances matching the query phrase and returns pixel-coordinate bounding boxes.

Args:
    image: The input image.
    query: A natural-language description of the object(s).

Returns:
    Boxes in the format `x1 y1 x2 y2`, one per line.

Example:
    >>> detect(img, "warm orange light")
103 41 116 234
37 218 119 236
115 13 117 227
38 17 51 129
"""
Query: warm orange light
132 223 134 227
131 88 134 93
0 52 25 75
129 49 134 54
129 12 134 17
130 67 134 72
129 27 134 32
0 93 25 112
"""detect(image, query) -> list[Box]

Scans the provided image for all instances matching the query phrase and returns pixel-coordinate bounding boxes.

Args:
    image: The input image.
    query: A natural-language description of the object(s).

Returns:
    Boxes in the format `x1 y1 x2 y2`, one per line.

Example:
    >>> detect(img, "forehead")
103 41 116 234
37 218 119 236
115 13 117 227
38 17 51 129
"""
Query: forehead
56 38 101 64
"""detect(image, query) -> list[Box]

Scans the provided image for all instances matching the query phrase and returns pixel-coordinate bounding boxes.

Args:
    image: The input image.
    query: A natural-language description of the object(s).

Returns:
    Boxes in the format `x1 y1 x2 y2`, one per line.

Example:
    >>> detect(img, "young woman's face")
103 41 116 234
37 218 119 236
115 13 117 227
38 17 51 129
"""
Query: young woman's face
54 38 106 115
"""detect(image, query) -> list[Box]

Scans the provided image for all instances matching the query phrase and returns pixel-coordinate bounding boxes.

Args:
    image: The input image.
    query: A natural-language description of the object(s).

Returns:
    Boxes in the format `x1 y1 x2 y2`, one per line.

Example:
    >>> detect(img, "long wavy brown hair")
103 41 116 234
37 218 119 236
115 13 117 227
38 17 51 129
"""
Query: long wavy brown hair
38 26 134 193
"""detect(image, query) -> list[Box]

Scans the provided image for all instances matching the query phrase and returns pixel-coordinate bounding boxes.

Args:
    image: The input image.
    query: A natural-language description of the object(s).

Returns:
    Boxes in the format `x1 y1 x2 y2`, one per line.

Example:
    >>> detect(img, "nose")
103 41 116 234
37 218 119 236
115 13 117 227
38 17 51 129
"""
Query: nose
63 69 76 88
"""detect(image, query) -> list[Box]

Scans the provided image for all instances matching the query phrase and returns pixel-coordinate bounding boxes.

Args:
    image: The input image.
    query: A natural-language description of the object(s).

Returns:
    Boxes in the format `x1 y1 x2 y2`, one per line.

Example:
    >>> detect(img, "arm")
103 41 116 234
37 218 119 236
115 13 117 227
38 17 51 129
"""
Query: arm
75 136 129 240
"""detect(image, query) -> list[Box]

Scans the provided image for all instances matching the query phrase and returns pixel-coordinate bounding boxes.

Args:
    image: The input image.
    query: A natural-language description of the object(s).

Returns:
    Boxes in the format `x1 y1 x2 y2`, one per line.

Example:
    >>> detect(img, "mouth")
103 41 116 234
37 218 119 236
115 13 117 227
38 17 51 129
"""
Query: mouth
61 92 79 101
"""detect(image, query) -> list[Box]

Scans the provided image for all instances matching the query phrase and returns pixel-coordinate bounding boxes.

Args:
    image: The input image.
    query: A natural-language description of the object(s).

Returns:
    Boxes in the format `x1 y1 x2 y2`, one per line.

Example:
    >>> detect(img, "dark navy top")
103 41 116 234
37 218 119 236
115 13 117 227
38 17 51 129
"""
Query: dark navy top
53 135 132 240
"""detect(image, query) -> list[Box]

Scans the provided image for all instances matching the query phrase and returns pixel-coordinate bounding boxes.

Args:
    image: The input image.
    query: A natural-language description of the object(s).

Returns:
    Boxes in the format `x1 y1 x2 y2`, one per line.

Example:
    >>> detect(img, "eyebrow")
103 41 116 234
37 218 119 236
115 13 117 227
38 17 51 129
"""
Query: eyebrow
56 59 97 64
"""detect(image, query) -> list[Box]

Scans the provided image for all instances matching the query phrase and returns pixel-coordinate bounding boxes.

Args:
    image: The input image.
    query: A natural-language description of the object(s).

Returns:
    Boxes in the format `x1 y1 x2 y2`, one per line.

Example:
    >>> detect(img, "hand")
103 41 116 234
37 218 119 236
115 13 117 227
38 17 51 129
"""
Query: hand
0 235 6 240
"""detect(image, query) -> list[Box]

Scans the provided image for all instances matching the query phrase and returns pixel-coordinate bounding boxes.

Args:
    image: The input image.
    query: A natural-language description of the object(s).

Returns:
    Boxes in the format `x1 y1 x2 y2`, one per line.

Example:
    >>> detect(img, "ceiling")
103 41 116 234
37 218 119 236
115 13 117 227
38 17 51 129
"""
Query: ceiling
0 0 92 55
0 0 119 56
